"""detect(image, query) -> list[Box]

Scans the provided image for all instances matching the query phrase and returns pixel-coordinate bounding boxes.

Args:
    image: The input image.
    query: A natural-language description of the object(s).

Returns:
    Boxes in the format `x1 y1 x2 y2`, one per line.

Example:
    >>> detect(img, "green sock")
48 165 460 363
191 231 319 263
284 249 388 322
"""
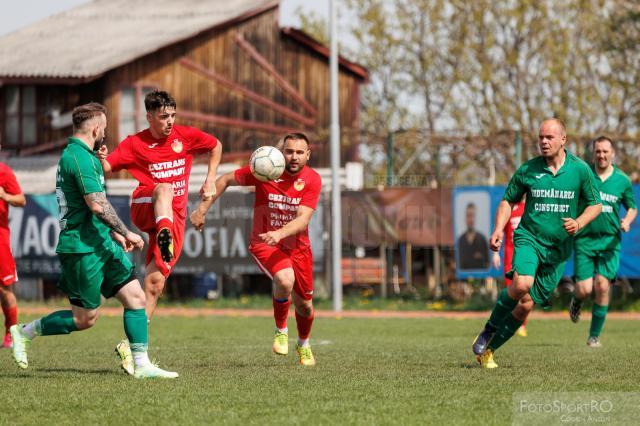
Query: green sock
488 314 524 351
124 308 148 353
40 310 78 336
487 288 518 329
589 303 608 337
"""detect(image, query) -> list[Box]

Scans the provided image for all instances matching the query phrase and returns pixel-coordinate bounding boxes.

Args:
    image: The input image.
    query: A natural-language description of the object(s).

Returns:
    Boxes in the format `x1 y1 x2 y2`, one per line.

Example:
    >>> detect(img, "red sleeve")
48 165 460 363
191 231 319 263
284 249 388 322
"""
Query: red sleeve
234 165 259 186
106 137 135 172
182 126 218 155
1 166 22 195
300 171 321 209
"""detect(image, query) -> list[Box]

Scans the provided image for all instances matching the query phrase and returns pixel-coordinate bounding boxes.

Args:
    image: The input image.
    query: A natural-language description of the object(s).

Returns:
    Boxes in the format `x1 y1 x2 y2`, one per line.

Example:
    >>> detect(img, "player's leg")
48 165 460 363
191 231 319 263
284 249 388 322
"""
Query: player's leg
290 248 316 366
115 279 178 379
587 274 609 347
0 284 18 348
153 183 175 262
473 243 538 355
272 268 295 355
570 248 595 323
504 251 529 337
144 262 167 320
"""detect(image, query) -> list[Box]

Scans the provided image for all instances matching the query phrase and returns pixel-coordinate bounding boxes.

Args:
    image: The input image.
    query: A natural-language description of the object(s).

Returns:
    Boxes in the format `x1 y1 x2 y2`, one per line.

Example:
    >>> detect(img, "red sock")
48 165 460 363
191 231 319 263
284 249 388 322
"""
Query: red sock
523 312 529 326
295 310 314 340
156 217 173 233
273 298 290 330
3 305 17 334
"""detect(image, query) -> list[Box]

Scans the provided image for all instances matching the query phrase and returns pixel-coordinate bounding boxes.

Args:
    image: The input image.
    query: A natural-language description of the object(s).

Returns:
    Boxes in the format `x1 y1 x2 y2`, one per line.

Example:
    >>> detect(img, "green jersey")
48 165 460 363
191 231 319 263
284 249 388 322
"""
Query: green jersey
576 165 636 248
503 149 601 261
56 137 112 254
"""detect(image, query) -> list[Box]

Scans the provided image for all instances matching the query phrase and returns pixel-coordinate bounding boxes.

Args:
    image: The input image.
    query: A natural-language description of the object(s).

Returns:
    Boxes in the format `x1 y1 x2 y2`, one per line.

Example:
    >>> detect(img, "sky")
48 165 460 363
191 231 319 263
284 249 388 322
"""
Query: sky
0 0 328 37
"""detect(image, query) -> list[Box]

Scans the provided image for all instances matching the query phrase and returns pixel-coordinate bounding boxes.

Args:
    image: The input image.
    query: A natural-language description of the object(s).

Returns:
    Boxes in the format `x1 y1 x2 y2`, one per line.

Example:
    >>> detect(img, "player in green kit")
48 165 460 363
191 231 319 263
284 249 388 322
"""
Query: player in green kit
472 118 602 368
9 103 177 379
569 136 637 347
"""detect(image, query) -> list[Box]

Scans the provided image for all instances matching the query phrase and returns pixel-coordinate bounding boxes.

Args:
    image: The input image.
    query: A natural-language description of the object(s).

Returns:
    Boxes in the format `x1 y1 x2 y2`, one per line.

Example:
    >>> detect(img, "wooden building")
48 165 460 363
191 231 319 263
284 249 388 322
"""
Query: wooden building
0 0 367 167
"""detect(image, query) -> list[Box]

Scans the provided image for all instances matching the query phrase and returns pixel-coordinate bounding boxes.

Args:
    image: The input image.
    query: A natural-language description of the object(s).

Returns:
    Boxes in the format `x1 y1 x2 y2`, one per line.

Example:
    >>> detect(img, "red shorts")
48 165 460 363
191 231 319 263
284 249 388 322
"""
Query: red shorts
131 186 185 277
0 244 17 286
249 242 314 300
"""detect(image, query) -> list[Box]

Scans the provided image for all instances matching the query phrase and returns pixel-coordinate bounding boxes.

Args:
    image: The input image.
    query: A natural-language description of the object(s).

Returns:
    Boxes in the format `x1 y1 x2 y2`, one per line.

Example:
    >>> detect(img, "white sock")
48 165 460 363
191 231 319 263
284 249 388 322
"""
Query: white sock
21 320 40 340
133 351 151 368
276 327 288 334
155 216 173 223
297 338 310 348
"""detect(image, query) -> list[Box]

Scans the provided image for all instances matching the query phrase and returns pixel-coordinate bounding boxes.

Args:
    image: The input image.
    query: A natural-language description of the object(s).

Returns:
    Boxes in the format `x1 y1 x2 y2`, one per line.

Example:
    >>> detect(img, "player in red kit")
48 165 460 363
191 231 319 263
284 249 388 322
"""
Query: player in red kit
0 144 27 348
99 90 222 374
191 133 322 366
491 198 530 336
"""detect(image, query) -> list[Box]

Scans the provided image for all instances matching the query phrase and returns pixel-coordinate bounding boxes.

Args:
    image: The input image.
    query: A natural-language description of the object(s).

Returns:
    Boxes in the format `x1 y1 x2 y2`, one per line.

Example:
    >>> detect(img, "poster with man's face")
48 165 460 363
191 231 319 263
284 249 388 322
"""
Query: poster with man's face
454 189 491 277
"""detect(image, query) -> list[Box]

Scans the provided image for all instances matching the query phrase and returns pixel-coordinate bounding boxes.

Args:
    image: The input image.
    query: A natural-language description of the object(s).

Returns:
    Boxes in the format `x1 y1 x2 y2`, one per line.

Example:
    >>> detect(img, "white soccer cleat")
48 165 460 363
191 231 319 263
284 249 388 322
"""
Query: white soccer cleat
133 363 179 379
10 324 31 369
115 339 135 376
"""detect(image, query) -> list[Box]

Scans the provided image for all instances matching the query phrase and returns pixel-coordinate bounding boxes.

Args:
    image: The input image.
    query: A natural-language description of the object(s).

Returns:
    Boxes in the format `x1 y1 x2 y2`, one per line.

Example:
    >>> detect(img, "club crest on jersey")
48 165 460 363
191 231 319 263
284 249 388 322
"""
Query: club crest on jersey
294 178 305 191
171 139 183 153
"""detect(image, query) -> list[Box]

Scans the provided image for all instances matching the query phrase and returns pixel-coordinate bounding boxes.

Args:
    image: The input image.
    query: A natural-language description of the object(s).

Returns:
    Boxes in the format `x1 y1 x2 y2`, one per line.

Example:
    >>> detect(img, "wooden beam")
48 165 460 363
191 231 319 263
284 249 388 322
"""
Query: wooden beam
179 58 315 127
234 32 318 117
19 137 69 156
179 110 300 134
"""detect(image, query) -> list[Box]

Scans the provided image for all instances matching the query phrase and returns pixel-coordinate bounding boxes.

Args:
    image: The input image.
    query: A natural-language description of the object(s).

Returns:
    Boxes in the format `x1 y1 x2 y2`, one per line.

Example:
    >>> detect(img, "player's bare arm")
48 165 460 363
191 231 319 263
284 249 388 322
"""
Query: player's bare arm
201 142 223 200
259 205 315 246
489 200 515 251
0 187 26 207
190 172 238 231
96 145 111 173
620 208 637 232
84 191 144 249
562 203 602 236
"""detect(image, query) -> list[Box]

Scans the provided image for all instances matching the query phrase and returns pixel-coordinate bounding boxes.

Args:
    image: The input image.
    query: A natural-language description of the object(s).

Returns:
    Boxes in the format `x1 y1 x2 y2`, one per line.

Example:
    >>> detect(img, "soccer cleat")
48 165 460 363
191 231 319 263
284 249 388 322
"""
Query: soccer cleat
9 324 30 369
3 332 12 348
296 344 316 366
272 331 288 355
586 336 601 348
569 297 582 323
472 326 496 355
115 339 134 376
133 363 179 379
516 325 528 337
157 227 174 263
476 349 498 369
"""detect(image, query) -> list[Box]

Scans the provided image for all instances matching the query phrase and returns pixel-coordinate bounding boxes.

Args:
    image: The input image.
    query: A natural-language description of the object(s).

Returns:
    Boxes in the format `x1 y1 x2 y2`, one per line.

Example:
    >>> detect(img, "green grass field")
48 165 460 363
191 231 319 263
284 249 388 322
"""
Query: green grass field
1 314 638 425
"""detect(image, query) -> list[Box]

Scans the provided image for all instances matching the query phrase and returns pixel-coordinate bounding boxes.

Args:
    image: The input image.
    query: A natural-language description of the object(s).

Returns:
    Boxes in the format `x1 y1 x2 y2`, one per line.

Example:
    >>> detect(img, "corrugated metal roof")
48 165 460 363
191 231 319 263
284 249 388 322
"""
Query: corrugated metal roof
0 0 277 79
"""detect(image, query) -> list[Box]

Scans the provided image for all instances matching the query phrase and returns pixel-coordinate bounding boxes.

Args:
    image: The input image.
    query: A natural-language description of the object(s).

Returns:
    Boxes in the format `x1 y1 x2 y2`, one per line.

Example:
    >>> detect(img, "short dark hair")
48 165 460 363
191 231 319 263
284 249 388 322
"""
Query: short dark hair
592 135 615 151
282 132 310 147
144 90 176 112
72 102 106 131
466 202 476 210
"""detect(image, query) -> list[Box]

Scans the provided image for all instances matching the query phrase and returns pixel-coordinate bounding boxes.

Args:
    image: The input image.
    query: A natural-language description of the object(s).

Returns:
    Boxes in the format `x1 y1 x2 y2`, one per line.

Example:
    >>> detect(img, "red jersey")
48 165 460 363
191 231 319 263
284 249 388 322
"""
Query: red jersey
0 162 23 242
234 165 322 251
106 125 218 218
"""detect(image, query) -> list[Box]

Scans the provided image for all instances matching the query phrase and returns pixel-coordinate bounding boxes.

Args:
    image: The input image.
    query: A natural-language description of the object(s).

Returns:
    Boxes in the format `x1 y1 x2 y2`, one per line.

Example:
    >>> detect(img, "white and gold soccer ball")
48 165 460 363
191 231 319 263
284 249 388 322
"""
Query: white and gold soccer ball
250 146 285 182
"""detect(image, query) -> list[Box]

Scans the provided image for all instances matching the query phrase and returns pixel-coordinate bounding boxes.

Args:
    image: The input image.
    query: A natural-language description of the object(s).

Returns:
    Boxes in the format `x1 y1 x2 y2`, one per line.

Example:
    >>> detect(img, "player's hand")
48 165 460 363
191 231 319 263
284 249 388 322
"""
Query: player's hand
492 251 501 269
200 180 216 201
562 217 581 235
620 219 630 232
96 144 108 160
259 230 282 246
111 231 131 252
190 208 206 232
489 230 504 252
0 187 6 201
125 231 145 251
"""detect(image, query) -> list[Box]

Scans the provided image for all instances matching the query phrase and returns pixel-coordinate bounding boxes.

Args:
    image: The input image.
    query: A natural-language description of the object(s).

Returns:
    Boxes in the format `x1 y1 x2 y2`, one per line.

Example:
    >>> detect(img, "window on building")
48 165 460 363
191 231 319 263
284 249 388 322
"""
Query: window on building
3 85 37 148
119 85 155 139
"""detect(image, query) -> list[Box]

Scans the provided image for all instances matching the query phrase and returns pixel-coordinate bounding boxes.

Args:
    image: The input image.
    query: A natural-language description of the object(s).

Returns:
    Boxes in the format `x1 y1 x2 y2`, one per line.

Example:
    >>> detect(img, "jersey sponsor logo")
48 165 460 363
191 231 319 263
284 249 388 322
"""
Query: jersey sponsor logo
171 139 183 153
148 143 159 149
294 178 305 191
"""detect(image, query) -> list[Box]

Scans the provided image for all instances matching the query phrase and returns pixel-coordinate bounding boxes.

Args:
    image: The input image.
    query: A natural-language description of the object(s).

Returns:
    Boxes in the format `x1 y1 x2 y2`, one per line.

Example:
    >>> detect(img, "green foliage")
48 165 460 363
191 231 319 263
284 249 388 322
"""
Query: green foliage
3 315 639 424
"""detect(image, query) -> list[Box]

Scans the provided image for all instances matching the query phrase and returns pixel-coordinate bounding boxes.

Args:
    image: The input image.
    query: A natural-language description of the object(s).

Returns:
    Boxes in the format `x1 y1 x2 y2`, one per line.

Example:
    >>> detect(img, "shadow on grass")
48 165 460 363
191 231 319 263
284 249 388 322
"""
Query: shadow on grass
37 367 115 375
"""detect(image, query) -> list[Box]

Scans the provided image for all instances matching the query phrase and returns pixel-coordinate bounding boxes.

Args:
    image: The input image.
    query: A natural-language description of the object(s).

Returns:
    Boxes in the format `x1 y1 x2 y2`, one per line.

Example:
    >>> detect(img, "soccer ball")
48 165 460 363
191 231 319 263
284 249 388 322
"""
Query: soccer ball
250 146 285 182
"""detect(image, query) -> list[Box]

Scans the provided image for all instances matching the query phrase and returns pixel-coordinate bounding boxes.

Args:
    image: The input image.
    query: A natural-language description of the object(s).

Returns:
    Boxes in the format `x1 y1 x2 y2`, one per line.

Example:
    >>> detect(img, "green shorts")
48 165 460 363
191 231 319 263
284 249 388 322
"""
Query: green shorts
507 239 566 306
57 241 135 309
574 244 620 282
